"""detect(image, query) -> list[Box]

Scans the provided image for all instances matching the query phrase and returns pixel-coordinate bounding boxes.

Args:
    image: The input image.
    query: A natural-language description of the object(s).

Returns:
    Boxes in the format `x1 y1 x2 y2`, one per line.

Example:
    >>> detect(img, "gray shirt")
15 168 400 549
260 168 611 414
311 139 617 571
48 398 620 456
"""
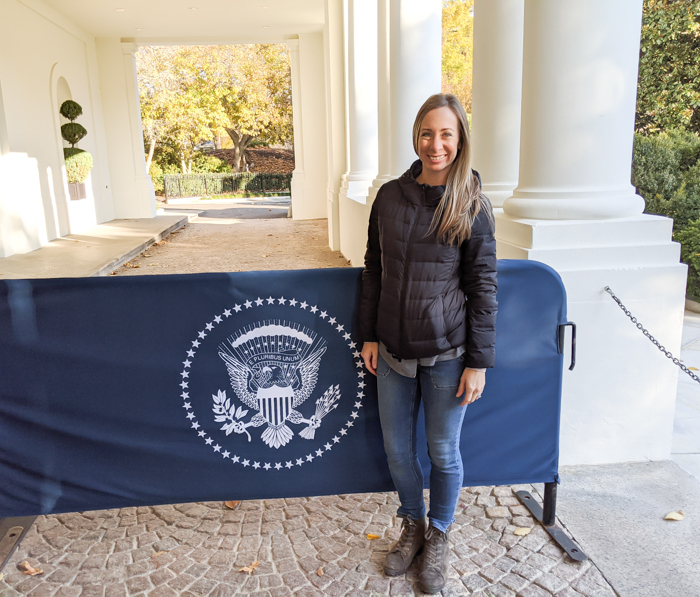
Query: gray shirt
379 342 485 379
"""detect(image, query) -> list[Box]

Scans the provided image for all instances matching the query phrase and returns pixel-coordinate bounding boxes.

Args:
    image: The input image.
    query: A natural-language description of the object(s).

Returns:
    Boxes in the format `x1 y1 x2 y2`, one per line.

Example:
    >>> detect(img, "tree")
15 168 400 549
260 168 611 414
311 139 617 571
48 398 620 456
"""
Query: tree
135 44 293 174
442 0 474 114
636 0 700 134
136 46 179 172
206 44 292 171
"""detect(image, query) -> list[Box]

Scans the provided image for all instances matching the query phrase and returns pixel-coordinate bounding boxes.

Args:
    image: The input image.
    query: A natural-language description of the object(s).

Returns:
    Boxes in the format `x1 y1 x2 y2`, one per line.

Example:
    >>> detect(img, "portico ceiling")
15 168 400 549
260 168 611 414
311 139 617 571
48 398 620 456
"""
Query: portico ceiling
37 0 325 42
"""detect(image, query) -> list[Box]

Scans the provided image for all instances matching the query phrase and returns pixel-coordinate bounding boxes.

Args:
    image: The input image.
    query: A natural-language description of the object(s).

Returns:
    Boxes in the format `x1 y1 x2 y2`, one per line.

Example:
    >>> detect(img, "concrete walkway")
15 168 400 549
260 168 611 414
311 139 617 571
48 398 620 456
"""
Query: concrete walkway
0 216 189 280
1 202 699 597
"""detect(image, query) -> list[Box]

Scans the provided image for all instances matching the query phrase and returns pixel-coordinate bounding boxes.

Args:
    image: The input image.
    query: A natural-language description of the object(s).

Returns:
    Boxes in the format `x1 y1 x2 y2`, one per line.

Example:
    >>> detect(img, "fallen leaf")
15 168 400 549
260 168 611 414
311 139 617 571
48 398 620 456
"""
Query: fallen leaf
317 567 324 576
18 561 43 576
224 501 241 510
261 254 269 258
151 551 169 558
664 510 685 521
689 367 698 371
0 572 4 581
147 263 159 266
366 533 380 540
239 560 259 574
514 527 531 536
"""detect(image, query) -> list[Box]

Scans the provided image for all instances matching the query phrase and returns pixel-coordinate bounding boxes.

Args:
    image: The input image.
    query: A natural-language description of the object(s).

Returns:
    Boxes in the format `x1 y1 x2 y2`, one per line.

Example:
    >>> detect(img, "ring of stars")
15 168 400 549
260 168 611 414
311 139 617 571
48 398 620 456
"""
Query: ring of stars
180 295 363 472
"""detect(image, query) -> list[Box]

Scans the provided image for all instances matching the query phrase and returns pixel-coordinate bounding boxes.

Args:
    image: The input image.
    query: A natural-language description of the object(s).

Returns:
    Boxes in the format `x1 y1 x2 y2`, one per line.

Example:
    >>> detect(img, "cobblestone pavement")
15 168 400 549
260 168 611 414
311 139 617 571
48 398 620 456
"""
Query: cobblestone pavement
1 210 617 596
1 486 615 597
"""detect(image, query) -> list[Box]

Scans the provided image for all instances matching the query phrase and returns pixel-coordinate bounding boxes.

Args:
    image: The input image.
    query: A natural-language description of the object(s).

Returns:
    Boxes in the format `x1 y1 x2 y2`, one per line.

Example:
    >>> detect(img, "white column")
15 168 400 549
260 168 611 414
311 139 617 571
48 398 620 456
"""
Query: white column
95 38 155 219
287 39 306 214
291 33 329 221
340 0 378 202
368 0 391 200
388 0 442 178
323 0 347 250
495 0 686 465
504 1 644 220
470 0 524 208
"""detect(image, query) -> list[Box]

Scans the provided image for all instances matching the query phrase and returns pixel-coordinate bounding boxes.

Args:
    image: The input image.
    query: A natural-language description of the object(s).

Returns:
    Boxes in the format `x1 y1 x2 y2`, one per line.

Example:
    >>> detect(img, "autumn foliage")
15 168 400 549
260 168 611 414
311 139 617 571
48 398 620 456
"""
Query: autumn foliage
136 44 292 174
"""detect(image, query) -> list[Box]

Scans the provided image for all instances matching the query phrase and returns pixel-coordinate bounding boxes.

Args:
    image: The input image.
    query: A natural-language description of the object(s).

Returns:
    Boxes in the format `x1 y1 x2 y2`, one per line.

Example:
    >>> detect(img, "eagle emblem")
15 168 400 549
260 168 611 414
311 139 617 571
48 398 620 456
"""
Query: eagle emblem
214 321 341 448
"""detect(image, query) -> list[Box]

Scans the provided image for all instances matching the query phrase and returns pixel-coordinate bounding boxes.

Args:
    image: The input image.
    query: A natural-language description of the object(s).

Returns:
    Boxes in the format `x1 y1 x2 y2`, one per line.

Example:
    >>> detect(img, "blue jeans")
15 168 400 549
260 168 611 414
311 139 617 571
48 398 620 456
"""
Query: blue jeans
376 353 468 533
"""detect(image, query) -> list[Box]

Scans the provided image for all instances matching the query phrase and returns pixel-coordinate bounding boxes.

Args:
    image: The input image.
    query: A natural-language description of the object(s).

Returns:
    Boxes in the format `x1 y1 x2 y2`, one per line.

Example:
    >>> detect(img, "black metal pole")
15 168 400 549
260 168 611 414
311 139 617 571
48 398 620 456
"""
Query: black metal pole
543 482 557 526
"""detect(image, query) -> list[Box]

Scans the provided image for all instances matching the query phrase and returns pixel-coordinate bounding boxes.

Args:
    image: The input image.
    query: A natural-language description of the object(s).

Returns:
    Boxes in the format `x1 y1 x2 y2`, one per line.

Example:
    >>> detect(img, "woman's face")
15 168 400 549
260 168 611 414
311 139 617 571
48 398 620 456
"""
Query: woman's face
417 106 461 184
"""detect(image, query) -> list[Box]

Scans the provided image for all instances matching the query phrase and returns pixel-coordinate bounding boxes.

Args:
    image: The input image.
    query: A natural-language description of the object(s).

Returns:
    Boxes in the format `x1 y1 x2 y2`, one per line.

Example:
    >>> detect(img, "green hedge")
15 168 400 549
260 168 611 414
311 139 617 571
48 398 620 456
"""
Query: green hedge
633 130 700 229
633 129 700 298
64 148 93 184
163 172 292 199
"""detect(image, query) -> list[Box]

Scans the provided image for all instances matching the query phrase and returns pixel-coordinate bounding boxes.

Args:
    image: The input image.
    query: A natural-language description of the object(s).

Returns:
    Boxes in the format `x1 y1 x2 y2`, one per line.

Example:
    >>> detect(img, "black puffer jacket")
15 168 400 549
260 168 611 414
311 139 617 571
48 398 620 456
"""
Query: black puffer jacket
358 161 498 367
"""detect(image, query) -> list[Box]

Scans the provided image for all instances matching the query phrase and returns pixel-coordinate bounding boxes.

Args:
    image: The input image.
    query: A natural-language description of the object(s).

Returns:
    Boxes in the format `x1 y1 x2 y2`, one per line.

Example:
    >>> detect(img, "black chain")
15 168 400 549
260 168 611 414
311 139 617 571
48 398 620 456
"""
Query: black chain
604 286 700 384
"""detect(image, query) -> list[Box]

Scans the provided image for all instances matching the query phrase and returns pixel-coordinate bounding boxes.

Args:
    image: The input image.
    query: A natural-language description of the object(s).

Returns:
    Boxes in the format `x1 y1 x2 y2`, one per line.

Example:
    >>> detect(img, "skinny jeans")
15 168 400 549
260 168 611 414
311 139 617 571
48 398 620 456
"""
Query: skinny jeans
376 353 467 532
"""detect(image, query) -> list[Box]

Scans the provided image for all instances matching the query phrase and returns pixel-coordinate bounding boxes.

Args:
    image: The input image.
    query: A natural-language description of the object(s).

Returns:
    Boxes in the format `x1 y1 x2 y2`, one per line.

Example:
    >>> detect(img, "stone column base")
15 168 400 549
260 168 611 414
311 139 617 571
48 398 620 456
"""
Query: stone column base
495 211 687 465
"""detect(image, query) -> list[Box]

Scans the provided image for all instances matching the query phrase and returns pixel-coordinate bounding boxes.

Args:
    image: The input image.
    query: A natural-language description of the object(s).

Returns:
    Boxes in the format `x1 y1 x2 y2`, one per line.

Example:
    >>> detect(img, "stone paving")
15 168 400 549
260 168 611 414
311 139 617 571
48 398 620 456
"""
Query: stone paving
1 486 616 597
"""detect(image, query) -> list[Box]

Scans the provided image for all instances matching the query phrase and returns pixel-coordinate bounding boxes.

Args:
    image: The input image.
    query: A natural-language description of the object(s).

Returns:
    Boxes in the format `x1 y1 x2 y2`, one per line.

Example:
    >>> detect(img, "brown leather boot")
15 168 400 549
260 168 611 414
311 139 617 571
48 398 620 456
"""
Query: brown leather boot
383 515 426 576
418 523 451 594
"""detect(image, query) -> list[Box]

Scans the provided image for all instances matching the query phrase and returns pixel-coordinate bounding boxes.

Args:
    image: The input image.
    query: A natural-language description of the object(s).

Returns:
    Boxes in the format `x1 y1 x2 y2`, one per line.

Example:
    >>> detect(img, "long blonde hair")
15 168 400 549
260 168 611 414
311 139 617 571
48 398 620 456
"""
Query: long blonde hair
412 94 489 245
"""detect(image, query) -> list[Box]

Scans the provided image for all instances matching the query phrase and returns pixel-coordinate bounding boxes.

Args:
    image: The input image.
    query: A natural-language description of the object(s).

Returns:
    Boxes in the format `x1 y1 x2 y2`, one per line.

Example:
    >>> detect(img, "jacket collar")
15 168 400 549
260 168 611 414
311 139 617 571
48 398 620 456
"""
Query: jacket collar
398 160 445 206
398 160 483 207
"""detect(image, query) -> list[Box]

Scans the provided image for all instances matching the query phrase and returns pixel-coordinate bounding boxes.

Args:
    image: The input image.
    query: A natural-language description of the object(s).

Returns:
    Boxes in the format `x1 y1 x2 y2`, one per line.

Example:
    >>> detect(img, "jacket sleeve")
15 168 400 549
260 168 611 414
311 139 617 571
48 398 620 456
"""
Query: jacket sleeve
358 191 383 344
459 197 498 368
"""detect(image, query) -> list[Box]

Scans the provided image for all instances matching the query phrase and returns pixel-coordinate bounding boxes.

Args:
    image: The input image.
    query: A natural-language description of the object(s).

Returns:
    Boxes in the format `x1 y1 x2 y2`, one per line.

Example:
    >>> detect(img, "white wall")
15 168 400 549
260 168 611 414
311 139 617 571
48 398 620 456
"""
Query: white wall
0 0 114 255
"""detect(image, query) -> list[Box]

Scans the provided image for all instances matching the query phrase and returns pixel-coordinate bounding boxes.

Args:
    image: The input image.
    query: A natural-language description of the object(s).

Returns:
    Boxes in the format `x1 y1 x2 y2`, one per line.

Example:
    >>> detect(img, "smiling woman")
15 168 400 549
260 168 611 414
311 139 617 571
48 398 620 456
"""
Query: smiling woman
359 93 497 595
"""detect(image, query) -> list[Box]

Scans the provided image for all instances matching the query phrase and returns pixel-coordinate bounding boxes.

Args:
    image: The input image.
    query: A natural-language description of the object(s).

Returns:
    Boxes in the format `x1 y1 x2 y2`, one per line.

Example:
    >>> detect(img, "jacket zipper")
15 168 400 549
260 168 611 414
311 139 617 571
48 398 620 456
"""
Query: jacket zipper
398 188 424 355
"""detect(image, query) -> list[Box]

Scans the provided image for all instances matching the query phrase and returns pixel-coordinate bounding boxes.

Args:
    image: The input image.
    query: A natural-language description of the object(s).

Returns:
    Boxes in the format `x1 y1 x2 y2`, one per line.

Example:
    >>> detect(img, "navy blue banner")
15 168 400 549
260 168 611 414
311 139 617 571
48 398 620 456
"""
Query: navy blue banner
0 261 566 517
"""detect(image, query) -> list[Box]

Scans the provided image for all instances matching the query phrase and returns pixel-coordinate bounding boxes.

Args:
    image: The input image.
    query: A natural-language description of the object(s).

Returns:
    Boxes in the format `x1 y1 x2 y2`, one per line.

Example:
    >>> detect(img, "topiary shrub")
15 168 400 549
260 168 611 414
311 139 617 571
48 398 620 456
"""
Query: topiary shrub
60 122 87 148
64 148 94 184
59 100 92 185
59 100 83 122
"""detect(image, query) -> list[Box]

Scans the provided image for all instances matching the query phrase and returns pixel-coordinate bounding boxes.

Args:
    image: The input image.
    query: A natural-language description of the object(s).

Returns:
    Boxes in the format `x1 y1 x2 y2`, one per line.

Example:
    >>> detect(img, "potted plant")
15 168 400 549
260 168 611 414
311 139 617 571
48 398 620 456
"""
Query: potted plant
60 100 93 200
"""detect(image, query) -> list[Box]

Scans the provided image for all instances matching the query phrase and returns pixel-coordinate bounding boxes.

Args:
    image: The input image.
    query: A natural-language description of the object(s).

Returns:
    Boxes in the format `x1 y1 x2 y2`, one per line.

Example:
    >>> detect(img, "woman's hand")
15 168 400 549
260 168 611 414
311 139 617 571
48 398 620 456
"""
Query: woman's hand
361 342 379 376
457 368 485 407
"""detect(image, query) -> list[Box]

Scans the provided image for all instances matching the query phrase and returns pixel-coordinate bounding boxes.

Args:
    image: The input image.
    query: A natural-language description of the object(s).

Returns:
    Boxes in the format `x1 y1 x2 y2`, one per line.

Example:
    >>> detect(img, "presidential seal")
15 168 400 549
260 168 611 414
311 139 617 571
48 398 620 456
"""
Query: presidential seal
179 296 366 472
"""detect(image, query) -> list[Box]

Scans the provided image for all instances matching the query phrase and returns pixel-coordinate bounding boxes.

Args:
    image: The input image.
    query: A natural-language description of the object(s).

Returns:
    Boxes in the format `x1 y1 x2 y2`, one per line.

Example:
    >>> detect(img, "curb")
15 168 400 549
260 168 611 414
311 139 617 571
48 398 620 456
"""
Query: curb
91 216 190 277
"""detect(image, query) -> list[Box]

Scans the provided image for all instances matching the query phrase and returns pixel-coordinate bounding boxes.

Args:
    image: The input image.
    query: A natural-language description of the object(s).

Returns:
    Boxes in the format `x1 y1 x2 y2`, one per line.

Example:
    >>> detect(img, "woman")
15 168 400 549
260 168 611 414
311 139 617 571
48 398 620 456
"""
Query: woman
359 93 497 594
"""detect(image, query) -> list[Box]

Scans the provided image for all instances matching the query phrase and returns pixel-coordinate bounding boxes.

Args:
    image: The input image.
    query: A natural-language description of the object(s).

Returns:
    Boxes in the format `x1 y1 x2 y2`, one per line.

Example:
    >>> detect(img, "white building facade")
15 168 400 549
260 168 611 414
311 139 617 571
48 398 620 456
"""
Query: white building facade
0 0 687 466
